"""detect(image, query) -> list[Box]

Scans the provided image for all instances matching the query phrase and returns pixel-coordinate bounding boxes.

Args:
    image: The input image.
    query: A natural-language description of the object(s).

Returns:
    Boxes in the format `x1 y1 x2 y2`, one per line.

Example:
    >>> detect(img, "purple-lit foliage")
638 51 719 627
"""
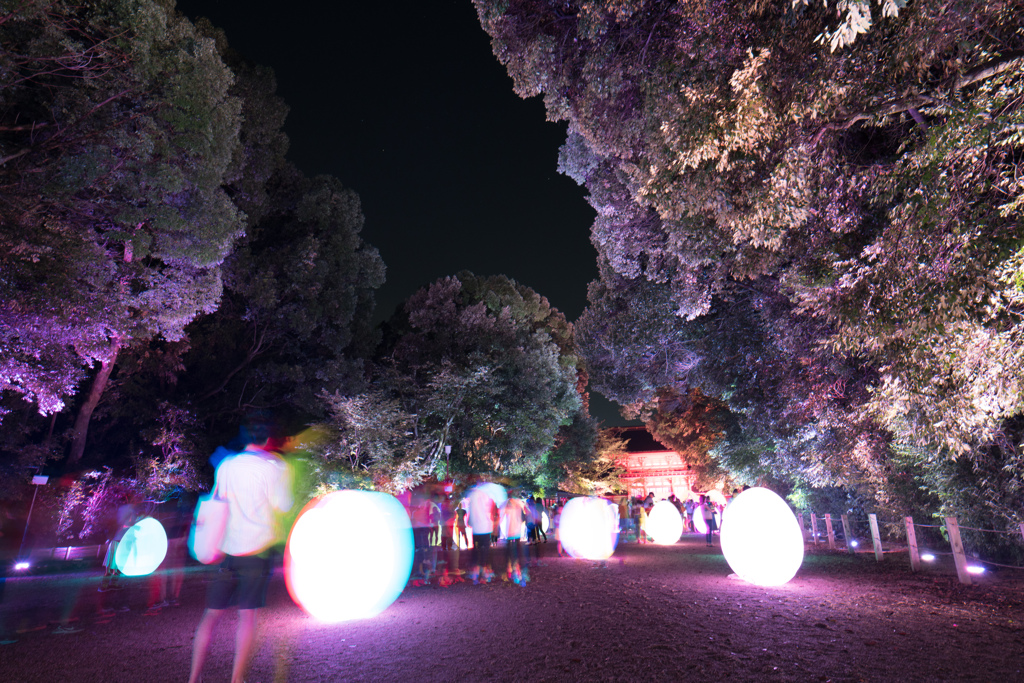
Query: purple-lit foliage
476 0 1024 544
0 0 246 463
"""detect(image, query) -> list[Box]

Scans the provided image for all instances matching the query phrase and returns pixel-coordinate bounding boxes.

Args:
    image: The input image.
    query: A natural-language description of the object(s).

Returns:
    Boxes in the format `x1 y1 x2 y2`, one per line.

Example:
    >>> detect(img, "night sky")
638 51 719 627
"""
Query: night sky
174 0 634 425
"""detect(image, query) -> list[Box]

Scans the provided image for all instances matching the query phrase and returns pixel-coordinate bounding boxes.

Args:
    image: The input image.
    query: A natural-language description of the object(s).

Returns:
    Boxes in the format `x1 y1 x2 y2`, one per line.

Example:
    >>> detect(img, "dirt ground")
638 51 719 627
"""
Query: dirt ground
2 534 1023 682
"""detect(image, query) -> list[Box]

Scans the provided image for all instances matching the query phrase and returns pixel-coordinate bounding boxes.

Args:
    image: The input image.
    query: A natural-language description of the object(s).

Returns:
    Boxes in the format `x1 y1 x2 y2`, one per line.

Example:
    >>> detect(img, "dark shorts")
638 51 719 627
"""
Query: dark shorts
207 553 273 610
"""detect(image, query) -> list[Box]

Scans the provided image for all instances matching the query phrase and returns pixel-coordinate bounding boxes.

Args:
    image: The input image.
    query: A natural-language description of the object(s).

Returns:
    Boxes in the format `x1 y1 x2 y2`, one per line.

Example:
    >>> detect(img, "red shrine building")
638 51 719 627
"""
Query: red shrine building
610 427 697 500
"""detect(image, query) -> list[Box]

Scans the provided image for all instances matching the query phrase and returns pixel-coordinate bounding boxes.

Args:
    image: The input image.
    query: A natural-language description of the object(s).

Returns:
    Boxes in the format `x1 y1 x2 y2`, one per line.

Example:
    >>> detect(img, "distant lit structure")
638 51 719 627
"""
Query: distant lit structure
609 427 696 500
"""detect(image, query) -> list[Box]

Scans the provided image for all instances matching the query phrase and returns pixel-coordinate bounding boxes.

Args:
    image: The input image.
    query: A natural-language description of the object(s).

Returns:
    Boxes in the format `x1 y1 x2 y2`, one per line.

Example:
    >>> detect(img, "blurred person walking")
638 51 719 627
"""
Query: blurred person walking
188 440 293 683
700 495 717 547
502 495 528 585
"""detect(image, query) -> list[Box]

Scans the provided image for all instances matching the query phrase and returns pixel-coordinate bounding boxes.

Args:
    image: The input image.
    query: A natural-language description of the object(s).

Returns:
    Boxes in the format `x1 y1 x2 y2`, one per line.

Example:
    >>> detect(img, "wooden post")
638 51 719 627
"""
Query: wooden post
824 514 836 550
868 513 883 562
810 513 819 544
1019 522 1024 545
905 516 920 572
945 516 972 586
799 512 807 542
841 514 855 553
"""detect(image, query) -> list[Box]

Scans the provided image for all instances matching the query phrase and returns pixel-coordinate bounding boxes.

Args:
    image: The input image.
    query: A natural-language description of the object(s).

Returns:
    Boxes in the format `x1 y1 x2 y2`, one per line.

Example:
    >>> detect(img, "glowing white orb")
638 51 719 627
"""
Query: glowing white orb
967 565 986 575
719 487 804 586
558 497 618 561
646 501 683 545
850 540 859 548
115 517 168 577
693 509 719 535
14 561 30 571
921 553 936 562
285 490 413 623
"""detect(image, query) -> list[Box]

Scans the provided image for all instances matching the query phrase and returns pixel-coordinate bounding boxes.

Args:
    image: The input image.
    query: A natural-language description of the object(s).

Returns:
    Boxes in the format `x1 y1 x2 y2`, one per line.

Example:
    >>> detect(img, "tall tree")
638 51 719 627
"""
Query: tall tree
477 0 1024 535
0 0 246 463
320 272 589 492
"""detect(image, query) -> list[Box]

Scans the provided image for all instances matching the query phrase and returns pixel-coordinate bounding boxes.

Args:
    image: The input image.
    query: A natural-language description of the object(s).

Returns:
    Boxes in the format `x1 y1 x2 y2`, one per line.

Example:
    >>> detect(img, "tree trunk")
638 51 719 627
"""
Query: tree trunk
67 343 120 464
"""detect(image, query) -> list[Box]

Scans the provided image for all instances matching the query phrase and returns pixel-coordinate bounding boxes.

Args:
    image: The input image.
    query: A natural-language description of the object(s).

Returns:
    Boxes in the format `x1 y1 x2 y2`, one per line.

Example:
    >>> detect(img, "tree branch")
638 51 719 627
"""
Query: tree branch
813 51 1024 145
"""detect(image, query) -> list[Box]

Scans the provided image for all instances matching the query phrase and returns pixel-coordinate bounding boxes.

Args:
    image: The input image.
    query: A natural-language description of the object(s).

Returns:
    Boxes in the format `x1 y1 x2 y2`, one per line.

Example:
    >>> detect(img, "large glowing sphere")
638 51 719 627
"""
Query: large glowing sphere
558 497 619 561
285 490 413 623
115 517 167 576
719 487 804 586
647 501 683 545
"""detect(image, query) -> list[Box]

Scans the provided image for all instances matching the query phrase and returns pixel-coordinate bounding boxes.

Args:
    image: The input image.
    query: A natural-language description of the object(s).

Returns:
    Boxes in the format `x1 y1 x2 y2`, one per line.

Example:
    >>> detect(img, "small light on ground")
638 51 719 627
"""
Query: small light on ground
14 561 30 571
967 565 986 575
850 540 859 548
921 553 936 562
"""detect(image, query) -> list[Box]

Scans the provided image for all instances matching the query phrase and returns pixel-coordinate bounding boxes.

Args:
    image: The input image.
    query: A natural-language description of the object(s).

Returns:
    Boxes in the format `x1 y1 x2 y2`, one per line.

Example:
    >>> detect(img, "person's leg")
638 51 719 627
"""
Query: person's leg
189 608 225 683
232 608 258 683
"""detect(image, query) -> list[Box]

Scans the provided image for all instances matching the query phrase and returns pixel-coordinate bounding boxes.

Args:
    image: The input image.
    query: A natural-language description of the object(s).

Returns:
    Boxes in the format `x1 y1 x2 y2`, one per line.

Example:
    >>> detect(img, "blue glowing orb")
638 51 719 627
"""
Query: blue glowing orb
719 487 804 586
285 490 413 623
647 500 683 545
559 497 619 561
115 517 168 577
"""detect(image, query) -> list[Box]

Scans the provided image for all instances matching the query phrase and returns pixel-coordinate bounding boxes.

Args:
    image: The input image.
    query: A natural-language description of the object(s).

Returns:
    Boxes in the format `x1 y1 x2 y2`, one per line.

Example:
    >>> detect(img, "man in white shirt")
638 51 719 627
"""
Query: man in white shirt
188 441 293 683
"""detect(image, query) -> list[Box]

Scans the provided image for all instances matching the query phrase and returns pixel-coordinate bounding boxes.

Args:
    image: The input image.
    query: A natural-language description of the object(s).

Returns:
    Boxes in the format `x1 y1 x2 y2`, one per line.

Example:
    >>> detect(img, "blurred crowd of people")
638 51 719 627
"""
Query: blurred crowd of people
406 484 556 589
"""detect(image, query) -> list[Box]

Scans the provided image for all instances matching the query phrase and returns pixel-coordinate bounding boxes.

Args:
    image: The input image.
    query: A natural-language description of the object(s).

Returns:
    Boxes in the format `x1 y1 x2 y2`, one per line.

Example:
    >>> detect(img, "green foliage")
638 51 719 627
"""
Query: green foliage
0 0 245 415
477 0 1024 547
321 273 587 492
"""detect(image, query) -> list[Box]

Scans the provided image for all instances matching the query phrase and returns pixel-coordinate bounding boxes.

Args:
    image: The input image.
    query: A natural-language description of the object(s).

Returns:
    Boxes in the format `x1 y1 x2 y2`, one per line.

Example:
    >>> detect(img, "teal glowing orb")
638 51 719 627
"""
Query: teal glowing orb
115 517 168 577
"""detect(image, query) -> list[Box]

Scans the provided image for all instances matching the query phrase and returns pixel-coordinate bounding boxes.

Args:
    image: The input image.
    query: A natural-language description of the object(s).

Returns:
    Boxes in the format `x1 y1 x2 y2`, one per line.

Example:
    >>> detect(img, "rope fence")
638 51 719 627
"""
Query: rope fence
797 511 1024 585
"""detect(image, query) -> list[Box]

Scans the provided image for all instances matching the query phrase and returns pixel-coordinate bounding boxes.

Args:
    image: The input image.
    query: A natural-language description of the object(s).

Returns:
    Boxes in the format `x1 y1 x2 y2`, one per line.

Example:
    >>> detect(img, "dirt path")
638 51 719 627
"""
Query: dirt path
2 536 1023 681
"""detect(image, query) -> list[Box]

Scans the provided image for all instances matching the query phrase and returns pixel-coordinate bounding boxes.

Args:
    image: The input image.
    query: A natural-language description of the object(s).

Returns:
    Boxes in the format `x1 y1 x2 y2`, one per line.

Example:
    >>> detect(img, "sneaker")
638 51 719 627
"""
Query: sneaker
53 625 84 635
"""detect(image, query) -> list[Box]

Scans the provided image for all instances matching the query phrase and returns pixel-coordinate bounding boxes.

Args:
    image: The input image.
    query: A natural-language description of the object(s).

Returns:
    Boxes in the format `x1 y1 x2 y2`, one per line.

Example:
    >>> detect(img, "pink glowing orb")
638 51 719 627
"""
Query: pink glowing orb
285 490 413 623
719 487 804 586
115 517 167 577
559 497 619 561
647 500 683 545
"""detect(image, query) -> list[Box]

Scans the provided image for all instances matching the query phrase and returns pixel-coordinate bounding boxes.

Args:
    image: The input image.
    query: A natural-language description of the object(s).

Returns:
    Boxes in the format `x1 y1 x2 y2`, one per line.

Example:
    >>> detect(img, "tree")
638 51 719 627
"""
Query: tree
476 0 1024 537
0 0 246 463
319 272 589 492
181 167 385 441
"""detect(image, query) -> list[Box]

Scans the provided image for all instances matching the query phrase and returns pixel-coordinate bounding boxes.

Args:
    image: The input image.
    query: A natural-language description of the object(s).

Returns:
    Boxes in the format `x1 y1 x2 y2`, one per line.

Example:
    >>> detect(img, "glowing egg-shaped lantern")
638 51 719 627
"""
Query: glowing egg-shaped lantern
285 490 413 623
647 500 683 545
559 497 619 561
115 517 168 577
719 487 804 586
692 506 721 535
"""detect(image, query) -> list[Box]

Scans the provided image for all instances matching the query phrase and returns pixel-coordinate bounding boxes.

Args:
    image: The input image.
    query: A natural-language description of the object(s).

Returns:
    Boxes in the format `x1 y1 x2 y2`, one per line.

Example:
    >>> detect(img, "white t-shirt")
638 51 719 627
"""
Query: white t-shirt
215 449 293 556
467 486 495 535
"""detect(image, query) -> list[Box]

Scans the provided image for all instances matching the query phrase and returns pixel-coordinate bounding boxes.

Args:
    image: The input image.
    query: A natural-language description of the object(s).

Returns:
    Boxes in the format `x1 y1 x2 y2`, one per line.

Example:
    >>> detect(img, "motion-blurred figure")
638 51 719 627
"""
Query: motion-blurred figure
188 439 292 683
466 482 506 584
502 494 527 585
700 494 718 547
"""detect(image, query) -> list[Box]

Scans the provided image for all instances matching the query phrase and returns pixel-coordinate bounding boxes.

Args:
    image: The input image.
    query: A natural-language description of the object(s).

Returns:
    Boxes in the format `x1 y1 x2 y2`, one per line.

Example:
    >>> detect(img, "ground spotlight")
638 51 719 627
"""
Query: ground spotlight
967 564 986 575
13 561 30 571
921 553 936 562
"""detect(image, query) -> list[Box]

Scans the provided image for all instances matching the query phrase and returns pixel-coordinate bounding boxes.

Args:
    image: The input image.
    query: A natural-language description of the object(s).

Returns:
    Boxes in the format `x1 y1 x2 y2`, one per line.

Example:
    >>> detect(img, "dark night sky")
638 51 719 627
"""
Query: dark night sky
174 0 634 425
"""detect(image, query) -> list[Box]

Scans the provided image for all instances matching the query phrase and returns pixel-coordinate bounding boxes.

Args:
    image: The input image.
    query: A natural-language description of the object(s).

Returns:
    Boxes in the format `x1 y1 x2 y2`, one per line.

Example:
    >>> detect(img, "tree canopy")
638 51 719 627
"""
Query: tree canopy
476 0 1024 550
318 272 593 493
